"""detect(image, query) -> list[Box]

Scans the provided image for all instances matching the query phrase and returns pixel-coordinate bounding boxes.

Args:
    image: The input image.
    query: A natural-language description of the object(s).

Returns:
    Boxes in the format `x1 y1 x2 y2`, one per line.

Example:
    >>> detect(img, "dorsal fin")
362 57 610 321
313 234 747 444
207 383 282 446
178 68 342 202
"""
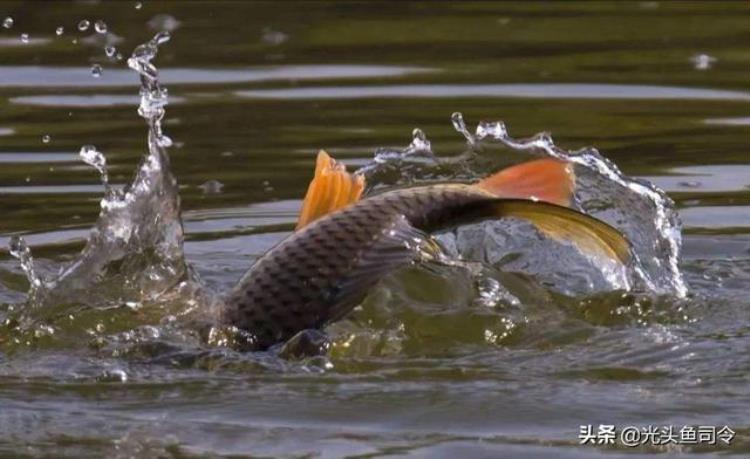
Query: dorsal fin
476 158 574 206
296 150 365 230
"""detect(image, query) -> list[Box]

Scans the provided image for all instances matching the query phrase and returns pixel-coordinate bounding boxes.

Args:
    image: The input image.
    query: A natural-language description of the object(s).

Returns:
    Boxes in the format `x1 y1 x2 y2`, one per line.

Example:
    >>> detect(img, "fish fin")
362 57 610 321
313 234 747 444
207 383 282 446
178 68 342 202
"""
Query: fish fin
296 150 366 230
320 200 628 325
456 199 631 265
476 159 574 206
325 215 437 323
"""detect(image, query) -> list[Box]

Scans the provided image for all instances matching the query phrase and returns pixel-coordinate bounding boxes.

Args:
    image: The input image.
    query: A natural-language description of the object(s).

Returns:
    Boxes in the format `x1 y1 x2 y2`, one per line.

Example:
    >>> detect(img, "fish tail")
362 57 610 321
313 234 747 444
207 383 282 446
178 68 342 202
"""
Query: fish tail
296 150 365 230
445 198 631 265
475 158 574 206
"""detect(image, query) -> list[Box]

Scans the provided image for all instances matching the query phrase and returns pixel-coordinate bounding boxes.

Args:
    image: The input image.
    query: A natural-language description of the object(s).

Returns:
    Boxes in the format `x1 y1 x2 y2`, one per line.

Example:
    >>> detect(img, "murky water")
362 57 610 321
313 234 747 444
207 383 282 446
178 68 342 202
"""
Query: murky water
1 2 749 457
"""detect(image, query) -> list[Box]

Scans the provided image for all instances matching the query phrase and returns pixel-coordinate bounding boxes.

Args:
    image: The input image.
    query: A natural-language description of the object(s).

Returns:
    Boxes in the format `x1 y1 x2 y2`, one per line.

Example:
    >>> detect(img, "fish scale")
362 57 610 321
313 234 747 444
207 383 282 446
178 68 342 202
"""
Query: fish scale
222 184 491 351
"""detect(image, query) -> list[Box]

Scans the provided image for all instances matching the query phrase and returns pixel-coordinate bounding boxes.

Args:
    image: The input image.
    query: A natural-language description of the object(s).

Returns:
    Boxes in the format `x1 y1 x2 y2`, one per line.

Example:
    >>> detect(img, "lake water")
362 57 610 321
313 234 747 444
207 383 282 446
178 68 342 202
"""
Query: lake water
0 2 749 457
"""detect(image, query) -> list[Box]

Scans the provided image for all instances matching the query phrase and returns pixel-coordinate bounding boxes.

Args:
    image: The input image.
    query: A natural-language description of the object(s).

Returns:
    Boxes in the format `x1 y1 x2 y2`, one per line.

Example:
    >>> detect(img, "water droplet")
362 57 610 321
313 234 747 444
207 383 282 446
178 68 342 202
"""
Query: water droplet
91 64 103 78
530 131 554 150
451 112 475 144
34 324 55 338
156 135 172 147
261 27 288 46
94 20 107 34
690 53 717 70
100 368 128 383
55 26 64 36
154 30 170 44
406 127 431 153
135 2 143 9
9 236 43 290
78 19 90 31
2 16 13 29
475 120 507 141
198 179 224 194
20 33 28 43
42 135 50 144
105 45 116 57
412 128 426 142
9 236 26 257
79 144 109 185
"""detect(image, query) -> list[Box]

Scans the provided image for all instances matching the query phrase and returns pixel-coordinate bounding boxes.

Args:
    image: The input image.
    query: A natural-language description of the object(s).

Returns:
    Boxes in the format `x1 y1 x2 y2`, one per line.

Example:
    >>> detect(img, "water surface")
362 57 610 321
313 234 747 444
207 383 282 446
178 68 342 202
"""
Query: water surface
1 2 749 457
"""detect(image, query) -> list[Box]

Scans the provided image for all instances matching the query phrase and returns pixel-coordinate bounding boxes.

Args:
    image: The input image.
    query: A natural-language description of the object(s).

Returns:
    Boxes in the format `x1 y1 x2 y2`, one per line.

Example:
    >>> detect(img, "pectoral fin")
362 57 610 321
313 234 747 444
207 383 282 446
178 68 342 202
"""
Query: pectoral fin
324 214 438 323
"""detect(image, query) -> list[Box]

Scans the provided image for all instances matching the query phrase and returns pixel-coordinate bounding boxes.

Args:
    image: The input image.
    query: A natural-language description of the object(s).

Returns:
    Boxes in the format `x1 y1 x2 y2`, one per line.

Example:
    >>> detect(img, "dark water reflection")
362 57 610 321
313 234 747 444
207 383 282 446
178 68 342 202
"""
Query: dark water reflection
1 1 749 456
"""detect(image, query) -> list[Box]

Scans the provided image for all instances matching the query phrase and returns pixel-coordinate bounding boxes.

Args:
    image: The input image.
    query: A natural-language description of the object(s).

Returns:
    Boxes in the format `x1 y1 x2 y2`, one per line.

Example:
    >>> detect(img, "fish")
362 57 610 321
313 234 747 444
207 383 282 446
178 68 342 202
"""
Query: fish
222 150 631 351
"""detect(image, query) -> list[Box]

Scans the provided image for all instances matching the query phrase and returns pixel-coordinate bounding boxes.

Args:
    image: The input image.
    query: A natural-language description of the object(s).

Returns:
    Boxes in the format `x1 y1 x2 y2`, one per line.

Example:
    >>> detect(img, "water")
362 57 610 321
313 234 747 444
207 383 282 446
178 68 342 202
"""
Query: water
94 20 108 35
1 2 749 457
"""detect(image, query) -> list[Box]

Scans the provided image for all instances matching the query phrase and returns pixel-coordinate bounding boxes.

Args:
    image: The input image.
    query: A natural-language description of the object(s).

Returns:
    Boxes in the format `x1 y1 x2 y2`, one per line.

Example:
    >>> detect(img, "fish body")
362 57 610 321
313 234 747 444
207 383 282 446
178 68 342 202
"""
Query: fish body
223 152 629 351
224 184 492 350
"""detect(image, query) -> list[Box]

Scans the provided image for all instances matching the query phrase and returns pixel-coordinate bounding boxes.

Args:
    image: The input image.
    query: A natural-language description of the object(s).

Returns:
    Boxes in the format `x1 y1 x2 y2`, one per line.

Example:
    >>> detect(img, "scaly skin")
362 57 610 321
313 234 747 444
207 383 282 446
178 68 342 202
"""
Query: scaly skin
222 184 495 351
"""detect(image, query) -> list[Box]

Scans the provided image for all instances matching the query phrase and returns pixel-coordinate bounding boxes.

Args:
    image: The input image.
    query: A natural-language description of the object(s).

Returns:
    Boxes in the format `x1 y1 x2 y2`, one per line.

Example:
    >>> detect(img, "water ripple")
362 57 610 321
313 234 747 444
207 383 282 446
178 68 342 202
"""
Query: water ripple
0 65 432 88
237 83 750 101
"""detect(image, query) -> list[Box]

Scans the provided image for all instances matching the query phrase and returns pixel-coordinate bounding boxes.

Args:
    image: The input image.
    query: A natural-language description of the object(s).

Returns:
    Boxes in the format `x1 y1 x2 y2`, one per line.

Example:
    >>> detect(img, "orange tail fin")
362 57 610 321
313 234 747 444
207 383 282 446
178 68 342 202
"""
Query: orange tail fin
475 158 574 206
296 150 365 230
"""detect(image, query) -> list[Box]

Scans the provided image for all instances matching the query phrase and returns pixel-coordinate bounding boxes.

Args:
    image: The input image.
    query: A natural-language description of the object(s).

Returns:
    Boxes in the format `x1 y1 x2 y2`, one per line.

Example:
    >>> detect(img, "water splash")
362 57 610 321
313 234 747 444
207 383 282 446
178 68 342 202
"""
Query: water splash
8 236 43 293
357 127 447 192
10 31 188 307
79 145 109 187
2 30 686 363
77 20 90 32
128 31 173 145
359 113 686 297
463 114 686 297
2 16 13 29
451 112 475 146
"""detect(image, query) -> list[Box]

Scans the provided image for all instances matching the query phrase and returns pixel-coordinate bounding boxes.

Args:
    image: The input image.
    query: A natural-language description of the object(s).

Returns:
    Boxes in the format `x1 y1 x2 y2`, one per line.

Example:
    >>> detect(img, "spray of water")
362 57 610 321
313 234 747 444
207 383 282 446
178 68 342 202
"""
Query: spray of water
358 113 686 298
4 32 686 359
8 31 188 307
462 113 686 297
